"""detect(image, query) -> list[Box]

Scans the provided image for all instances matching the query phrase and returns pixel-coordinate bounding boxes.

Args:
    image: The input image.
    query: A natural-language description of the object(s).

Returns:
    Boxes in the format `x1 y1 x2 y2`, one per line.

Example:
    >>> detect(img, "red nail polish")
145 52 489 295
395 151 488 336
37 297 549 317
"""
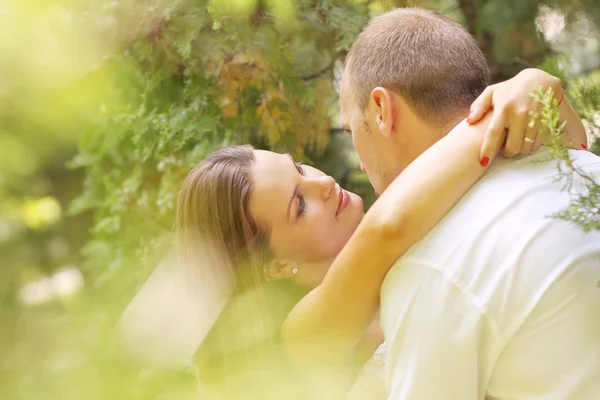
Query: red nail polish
480 156 490 167
582 144 587 150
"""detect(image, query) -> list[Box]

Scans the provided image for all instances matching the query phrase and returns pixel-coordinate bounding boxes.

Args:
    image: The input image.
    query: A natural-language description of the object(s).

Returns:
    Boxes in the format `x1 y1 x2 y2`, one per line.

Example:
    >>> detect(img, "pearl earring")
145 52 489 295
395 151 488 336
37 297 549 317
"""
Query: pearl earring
292 266 299 275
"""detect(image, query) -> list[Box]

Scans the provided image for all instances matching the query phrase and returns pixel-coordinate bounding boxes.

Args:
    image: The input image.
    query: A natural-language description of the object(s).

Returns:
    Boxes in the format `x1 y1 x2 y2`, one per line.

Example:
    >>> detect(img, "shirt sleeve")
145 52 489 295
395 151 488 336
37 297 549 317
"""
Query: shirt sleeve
380 262 492 400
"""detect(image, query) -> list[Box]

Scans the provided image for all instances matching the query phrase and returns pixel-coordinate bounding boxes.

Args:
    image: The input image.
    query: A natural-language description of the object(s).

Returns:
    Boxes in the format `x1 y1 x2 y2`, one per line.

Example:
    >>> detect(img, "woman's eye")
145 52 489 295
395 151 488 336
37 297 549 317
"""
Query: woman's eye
297 195 306 218
295 161 304 176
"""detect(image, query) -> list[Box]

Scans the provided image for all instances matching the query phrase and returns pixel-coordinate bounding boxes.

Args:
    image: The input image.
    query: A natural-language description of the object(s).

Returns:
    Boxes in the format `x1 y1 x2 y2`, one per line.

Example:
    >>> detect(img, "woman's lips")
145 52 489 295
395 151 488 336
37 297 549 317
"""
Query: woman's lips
336 185 350 217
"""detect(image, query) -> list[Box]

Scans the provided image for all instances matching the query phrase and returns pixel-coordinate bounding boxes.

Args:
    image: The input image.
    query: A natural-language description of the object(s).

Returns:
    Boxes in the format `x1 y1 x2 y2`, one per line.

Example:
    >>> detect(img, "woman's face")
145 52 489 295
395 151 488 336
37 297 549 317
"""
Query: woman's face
250 150 364 265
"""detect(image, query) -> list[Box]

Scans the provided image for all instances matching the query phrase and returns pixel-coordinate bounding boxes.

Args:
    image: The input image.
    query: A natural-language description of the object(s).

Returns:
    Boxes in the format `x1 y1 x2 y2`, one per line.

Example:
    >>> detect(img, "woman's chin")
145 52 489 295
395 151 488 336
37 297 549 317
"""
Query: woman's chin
349 192 364 213
346 193 364 229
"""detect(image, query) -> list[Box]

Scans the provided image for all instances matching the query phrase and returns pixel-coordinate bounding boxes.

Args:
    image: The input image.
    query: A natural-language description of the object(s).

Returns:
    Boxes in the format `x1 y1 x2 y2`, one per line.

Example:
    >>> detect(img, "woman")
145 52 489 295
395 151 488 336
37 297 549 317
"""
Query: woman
172 73 586 399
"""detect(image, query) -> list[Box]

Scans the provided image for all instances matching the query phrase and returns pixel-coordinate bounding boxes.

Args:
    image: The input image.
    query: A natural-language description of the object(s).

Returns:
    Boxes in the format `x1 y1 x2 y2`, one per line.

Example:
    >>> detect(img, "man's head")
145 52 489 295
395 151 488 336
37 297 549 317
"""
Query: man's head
340 8 490 194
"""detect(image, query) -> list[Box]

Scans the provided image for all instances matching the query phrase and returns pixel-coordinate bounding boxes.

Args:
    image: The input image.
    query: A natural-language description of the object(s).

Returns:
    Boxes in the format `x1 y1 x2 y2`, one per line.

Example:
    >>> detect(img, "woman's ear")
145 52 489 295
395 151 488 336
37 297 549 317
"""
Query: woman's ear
264 259 299 281
370 87 396 138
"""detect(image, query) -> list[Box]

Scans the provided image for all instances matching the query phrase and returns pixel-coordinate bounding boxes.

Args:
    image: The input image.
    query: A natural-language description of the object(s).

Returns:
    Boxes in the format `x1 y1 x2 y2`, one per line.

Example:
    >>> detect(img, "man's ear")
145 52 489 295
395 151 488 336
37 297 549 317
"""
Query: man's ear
370 87 396 138
264 259 298 281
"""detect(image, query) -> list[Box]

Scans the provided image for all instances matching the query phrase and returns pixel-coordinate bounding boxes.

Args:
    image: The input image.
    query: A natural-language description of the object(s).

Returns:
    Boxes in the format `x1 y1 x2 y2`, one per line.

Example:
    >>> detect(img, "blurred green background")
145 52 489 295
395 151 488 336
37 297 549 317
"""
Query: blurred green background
1 0 599 399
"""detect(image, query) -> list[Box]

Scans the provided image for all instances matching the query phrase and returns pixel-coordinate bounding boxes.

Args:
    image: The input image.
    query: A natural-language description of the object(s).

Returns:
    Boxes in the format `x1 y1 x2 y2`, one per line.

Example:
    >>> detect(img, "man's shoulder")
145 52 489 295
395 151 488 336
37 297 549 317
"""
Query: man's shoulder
482 148 600 187
385 150 600 289
430 149 599 224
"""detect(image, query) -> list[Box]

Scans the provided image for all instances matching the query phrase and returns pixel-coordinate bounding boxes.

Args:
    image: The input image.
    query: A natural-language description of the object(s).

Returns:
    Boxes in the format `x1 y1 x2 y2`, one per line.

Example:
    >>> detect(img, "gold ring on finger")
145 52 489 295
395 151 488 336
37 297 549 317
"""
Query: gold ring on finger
523 136 535 144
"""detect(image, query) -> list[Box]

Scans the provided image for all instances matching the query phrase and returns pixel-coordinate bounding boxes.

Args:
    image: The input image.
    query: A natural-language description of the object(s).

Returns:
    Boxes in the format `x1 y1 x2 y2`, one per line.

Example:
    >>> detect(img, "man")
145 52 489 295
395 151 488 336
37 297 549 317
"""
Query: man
340 8 600 400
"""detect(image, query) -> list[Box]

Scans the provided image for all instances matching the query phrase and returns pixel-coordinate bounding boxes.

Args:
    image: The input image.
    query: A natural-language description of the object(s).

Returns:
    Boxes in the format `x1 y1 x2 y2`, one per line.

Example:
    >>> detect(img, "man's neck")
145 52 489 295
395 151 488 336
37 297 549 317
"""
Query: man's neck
396 110 471 169
432 113 469 140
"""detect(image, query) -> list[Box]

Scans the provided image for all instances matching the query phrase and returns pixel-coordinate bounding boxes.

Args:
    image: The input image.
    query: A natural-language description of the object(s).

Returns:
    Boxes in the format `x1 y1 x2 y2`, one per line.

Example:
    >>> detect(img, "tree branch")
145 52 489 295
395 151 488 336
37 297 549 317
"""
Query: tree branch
300 57 337 81
330 127 346 135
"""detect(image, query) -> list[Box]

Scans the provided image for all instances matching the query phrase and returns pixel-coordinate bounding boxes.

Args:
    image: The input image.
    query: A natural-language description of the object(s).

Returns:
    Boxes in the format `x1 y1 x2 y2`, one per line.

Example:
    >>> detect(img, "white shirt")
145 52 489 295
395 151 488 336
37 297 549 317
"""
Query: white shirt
380 148 600 400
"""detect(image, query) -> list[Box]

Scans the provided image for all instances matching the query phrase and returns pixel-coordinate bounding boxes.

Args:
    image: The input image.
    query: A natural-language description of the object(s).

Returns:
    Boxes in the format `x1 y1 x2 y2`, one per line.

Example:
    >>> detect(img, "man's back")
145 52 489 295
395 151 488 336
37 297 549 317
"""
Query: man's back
381 149 600 400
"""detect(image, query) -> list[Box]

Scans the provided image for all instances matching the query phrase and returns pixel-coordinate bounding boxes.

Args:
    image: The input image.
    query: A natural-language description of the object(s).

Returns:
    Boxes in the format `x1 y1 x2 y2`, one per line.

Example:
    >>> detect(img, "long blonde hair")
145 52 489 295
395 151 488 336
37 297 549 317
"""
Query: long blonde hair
176 145 305 388
177 145 269 281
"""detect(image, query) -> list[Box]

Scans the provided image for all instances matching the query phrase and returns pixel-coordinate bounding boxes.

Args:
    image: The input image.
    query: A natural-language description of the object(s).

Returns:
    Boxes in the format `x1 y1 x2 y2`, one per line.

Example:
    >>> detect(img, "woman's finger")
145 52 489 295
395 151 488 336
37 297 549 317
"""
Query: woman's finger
480 127 508 166
524 104 542 152
564 136 586 150
507 108 529 155
531 133 583 152
529 115 544 153
480 112 508 166
531 130 544 153
468 86 494 124
522 132 538 154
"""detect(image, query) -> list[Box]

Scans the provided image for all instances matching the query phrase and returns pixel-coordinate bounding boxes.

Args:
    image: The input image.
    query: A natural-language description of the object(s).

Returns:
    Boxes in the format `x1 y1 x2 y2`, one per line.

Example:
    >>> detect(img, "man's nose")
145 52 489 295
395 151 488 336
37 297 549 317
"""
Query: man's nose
360 163 367 174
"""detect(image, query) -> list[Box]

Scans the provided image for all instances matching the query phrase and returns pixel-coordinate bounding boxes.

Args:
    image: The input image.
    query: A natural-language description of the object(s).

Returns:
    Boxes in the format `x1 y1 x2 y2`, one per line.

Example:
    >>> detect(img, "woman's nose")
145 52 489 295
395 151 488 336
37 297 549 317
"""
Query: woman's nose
314 175 336 201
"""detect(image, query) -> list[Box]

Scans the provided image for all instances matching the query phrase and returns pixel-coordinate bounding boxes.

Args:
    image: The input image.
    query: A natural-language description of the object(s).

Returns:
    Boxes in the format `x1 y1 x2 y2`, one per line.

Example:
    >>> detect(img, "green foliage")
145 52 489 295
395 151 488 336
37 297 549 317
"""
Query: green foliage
530 85 600 232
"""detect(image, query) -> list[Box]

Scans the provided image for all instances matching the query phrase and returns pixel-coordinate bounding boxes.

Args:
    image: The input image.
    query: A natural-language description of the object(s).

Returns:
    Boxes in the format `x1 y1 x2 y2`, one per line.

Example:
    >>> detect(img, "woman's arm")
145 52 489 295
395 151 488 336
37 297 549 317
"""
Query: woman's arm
281 113 499 367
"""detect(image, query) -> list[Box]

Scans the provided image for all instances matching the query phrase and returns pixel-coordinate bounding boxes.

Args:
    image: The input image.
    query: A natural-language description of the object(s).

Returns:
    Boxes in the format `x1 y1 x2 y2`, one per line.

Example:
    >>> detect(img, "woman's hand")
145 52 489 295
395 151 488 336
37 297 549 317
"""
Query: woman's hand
467 68 586 166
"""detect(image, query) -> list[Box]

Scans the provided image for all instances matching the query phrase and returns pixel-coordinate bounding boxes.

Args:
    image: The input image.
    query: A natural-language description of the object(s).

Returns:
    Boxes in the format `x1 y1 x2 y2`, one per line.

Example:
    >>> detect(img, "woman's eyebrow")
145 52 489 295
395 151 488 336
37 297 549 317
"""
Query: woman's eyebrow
285 154 299 222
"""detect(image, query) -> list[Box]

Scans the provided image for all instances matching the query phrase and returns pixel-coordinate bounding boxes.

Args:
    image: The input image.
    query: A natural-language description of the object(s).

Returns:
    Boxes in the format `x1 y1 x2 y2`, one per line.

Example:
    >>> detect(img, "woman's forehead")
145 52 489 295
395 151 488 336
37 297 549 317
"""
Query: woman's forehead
252 150 294 186
249 150 296 225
